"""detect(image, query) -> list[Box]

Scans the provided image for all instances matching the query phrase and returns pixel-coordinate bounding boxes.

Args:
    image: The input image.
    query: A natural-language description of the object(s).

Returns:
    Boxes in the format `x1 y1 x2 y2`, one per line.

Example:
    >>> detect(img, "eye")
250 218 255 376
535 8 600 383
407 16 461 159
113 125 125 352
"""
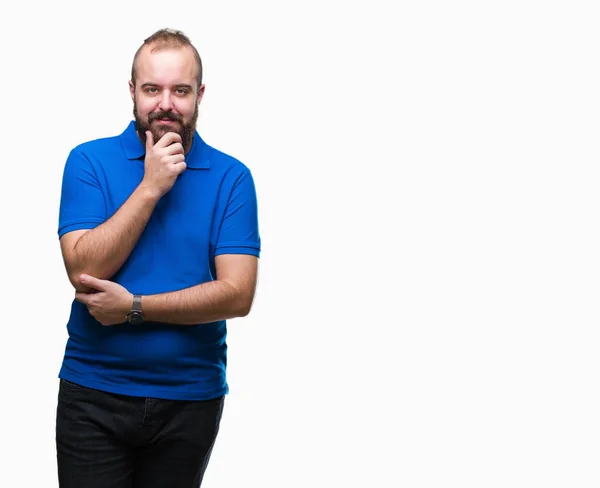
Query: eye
175 88 189 96
144 87 159 94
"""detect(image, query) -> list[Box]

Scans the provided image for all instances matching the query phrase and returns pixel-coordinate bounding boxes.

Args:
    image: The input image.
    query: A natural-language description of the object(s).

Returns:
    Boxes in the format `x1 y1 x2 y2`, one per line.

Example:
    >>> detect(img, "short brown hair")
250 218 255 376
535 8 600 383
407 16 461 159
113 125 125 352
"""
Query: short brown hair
131 28 203 88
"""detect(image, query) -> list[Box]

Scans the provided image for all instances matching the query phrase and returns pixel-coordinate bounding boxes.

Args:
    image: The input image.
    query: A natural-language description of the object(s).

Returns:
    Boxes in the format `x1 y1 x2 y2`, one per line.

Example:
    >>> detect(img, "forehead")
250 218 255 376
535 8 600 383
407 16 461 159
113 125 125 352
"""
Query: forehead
135 45 198 85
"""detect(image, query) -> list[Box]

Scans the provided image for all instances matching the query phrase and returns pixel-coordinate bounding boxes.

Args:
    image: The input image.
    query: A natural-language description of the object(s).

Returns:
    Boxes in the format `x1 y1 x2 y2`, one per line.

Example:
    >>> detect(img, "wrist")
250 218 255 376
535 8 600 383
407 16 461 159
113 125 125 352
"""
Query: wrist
137 181 162 201
126 294 145 325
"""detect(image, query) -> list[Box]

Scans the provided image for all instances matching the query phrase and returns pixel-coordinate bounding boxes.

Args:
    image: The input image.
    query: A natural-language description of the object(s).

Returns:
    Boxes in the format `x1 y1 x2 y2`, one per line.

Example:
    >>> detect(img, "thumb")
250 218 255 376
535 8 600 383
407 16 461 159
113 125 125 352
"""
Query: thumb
145 130 154 151
80 274 106 291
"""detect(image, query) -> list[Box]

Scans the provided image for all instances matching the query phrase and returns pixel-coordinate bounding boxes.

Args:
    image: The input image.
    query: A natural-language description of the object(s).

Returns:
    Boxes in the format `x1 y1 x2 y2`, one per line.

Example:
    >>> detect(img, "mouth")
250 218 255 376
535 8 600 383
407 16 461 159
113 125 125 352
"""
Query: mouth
154 118 179 125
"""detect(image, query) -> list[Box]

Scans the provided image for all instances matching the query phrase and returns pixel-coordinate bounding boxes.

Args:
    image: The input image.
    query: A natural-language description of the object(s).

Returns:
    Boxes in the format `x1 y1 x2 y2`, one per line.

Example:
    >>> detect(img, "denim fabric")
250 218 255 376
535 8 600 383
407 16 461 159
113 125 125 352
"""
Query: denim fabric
56 379 225 487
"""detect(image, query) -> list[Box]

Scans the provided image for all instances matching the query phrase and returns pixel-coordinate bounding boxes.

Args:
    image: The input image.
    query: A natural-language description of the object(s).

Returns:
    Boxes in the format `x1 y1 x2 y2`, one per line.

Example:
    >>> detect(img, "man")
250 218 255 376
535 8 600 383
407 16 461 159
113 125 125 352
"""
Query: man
55 28 260 487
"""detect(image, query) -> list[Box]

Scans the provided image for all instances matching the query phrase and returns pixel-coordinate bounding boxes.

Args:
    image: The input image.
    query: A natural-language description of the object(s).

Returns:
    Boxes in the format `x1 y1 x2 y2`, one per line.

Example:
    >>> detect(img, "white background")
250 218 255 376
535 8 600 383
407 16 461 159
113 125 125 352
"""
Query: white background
1 0 599 486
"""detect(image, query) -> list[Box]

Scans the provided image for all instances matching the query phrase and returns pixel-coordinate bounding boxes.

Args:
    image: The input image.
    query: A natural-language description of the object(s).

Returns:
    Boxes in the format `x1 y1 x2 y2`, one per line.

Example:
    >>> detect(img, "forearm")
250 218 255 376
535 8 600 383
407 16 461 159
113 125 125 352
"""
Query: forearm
141 280 253 325
68 184 160 288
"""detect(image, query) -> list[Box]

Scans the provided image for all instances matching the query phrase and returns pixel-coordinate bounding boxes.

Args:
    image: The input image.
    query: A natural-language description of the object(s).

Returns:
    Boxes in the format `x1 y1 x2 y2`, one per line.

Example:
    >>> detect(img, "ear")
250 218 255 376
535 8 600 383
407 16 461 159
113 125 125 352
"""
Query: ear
128 80 135 101
196 84 206 105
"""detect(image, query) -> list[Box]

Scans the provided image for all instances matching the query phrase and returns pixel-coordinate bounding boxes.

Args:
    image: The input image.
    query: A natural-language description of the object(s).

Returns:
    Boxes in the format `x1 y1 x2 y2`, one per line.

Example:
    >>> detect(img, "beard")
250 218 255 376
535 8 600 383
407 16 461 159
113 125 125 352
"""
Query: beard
133 100 198 152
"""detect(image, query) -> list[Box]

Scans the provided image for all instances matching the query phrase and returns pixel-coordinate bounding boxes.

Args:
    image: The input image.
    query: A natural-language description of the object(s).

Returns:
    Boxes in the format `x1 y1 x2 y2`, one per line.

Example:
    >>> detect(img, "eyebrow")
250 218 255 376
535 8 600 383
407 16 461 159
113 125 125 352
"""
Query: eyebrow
140 83 194 90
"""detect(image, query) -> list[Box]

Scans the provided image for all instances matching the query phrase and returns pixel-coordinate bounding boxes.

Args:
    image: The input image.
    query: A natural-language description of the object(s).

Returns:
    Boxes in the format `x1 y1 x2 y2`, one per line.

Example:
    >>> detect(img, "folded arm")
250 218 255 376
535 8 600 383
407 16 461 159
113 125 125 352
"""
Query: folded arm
75 254 259 326
141 254 259 325
60 185 160 293
59 131 186 293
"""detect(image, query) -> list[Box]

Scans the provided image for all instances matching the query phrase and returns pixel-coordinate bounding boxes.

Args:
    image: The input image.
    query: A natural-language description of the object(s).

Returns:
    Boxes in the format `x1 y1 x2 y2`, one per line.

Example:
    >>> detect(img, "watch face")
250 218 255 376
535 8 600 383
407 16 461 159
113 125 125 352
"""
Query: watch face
128 312 145 325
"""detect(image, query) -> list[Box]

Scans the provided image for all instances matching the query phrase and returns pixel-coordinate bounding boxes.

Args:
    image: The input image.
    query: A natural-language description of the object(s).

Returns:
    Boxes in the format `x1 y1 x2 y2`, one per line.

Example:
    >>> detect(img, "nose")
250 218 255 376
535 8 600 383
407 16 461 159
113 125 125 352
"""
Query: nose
158 90 174 111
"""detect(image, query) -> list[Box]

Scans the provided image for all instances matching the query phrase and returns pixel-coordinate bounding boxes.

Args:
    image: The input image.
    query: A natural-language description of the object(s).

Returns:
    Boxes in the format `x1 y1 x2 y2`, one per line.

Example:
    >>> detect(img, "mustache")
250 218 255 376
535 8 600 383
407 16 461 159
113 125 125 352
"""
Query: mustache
148 111 183 123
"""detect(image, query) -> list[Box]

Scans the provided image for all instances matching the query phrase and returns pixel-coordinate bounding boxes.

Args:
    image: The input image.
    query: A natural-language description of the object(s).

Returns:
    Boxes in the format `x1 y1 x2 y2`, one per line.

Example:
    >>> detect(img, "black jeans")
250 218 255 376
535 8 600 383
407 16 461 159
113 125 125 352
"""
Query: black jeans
56 379 225 488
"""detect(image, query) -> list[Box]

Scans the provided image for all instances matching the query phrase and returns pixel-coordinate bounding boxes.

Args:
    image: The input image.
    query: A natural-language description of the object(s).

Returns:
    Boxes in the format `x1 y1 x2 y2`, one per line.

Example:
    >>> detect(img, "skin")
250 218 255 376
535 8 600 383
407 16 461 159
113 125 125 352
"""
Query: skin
130 45 203 154
60 44 258 325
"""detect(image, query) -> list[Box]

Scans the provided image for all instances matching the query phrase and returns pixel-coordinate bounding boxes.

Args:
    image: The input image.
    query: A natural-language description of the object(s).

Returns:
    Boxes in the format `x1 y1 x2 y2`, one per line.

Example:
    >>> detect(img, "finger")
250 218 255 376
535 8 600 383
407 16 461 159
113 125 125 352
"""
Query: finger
166 154 186 165
164 142 184 155
74 292 88 304
174 161 187 175
80 274 107 291
145 130 154 151
156 131 182 148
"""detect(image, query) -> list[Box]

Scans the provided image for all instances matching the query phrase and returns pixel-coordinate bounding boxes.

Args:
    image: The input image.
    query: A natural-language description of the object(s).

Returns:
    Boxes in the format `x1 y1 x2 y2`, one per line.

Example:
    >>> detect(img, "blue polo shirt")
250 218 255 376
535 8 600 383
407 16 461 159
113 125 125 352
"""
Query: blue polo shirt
57 120 261 400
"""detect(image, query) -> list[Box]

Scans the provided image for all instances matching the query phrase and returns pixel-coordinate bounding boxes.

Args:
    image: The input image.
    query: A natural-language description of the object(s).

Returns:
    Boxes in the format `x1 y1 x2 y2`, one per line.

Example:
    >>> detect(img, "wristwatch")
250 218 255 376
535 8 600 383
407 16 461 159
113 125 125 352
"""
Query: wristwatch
126 294 145 325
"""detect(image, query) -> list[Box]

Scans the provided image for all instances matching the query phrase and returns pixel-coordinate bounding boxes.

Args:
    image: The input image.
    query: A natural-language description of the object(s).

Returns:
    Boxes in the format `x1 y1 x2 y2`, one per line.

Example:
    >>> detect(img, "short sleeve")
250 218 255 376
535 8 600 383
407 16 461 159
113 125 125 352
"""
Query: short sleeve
58 149 107 238
215 169 261 257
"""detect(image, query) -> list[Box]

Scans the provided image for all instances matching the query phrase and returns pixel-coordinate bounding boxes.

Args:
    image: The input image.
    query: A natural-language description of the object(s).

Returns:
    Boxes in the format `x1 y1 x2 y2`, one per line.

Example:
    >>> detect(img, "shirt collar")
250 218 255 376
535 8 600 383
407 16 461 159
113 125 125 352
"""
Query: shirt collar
119 120 210 169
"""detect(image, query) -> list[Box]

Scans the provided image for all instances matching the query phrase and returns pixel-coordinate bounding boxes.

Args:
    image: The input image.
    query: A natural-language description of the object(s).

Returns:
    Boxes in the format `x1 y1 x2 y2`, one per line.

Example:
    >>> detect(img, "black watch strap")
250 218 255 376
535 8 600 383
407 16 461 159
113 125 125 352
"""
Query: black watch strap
126 295 145 325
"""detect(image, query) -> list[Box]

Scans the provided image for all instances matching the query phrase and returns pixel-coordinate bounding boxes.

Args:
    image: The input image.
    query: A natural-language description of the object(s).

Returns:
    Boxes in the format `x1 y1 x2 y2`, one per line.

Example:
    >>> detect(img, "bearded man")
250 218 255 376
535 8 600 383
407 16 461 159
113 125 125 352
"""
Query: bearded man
54 28 261 488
